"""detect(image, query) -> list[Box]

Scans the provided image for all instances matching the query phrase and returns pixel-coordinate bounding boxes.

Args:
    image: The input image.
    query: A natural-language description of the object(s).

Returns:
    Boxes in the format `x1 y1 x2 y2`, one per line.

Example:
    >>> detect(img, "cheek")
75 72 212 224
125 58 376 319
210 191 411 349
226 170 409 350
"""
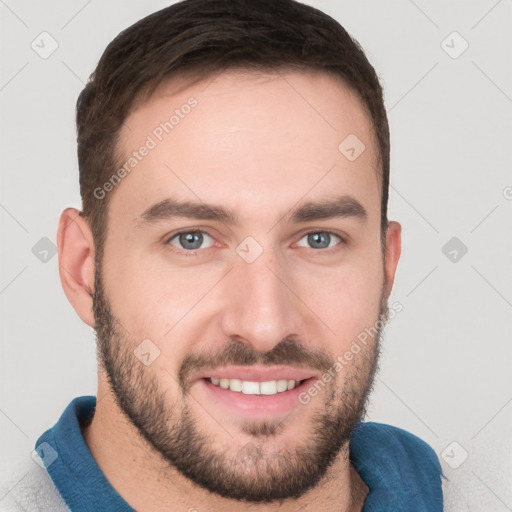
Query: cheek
295 252 384 347
102 249 219 360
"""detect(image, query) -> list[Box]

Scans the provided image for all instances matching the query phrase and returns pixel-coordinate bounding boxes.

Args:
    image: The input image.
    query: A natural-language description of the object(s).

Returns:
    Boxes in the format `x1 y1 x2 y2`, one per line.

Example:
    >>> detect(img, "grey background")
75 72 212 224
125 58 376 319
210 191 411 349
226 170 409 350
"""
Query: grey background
1 0 511 509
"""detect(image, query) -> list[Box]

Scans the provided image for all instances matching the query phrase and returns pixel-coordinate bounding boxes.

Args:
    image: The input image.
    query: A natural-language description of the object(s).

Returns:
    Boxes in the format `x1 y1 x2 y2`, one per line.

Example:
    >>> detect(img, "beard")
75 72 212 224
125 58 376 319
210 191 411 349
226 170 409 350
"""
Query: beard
92 262 387 503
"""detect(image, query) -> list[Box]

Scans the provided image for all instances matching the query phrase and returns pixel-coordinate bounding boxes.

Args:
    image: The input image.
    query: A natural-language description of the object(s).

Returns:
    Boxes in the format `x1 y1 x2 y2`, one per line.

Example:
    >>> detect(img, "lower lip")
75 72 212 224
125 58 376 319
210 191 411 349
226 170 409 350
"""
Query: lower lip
196 378 316 419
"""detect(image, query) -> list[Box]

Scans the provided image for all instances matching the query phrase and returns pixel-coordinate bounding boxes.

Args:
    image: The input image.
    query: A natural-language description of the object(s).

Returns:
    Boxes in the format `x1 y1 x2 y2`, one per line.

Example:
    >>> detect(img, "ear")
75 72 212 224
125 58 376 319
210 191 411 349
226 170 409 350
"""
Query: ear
383 221 401 297
57 208 96 327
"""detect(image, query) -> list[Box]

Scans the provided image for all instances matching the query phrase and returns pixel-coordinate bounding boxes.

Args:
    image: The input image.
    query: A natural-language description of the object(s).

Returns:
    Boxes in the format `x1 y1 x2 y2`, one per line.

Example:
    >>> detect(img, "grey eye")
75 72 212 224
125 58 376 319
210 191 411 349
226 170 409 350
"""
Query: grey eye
170 231 214 251
297 232 341 249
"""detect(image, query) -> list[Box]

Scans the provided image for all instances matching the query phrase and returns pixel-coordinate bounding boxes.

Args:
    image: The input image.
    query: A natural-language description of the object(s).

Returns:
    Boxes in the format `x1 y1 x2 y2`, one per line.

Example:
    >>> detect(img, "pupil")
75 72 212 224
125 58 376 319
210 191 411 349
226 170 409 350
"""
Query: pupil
309 232 329 249
181 232 202 249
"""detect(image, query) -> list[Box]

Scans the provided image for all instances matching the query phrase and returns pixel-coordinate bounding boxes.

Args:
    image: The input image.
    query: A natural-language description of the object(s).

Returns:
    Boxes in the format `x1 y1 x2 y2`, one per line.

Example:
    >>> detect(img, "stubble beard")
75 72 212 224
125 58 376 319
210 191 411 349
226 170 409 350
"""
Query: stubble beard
92 263 387 503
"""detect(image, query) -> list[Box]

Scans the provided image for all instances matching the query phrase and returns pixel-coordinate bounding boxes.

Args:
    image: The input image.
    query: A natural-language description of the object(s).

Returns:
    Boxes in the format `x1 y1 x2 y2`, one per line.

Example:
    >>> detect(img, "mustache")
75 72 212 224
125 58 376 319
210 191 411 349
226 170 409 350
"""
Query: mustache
179 338 334 390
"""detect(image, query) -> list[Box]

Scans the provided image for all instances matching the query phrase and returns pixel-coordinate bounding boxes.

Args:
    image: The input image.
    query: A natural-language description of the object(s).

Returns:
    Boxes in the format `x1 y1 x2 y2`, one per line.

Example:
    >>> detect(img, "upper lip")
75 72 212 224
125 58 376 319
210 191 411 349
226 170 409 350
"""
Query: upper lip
194 365 318 383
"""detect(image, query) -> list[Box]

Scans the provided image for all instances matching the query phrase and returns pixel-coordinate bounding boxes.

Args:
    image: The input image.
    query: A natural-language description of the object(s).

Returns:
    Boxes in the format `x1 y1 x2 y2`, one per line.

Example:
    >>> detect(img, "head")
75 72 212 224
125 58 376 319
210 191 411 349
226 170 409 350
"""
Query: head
58 0 401 504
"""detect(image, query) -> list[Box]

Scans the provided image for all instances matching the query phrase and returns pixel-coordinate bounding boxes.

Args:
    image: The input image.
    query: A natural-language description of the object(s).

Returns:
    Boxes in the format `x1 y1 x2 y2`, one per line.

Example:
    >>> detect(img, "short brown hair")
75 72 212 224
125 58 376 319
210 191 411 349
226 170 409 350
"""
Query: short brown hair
77 0 390 258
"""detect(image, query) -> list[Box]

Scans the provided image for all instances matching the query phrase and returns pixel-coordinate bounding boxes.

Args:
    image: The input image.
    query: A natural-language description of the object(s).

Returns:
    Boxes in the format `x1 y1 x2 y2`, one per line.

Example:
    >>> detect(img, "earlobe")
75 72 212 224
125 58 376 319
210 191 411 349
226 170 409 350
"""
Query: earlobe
384 221 401 297
57 208 96 327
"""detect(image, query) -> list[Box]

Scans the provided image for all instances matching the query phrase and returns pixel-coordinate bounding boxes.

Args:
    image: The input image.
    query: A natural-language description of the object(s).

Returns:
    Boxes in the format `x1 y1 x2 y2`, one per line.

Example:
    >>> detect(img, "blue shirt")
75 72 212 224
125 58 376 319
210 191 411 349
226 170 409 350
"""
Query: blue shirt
35 396 443 511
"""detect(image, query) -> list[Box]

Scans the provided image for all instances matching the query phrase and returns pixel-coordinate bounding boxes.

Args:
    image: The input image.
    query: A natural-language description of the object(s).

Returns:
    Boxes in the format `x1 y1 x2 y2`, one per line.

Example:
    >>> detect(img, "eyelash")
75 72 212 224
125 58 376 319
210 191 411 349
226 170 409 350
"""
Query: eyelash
165 229 345 258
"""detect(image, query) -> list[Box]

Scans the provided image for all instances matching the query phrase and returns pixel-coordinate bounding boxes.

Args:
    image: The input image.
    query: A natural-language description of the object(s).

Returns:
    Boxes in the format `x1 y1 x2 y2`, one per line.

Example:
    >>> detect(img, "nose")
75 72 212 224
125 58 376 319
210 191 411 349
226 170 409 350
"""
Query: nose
220 244 306 353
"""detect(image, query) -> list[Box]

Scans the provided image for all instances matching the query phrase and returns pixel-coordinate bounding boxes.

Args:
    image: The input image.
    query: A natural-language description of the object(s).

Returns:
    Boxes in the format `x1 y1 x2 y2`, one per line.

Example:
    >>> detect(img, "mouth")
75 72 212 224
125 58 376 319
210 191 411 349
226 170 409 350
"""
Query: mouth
207 377 306 395
192 366 318 419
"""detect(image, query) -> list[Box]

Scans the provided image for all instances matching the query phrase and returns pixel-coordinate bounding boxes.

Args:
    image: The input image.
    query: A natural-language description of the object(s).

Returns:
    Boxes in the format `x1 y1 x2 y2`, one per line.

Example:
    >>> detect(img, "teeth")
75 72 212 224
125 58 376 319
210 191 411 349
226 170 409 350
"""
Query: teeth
209 378 301 395
276 380 288 392
242 381 260 394
260 381 277 395
229 378 243 392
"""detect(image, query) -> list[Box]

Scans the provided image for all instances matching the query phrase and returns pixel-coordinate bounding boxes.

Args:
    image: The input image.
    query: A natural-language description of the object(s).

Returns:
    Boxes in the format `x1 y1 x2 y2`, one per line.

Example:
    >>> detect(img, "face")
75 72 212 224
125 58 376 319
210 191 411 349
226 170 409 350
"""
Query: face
92 70 399 502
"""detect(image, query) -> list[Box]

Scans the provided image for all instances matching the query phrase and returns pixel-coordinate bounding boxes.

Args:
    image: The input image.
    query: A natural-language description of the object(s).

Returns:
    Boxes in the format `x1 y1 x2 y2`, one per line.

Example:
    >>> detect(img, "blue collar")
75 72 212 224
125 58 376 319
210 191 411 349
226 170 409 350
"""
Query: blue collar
350 421 444 511
36 396 443 511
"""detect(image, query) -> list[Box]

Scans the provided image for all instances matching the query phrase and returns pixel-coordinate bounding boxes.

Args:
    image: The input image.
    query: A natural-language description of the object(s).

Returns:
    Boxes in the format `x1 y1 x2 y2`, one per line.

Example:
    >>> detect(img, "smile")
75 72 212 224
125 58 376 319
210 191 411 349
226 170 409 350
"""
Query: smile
208 378 304 395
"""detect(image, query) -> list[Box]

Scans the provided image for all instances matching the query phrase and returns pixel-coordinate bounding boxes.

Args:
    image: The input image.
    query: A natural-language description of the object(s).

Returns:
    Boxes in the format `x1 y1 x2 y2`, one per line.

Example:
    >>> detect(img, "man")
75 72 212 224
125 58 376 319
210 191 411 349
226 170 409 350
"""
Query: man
2 0 444 510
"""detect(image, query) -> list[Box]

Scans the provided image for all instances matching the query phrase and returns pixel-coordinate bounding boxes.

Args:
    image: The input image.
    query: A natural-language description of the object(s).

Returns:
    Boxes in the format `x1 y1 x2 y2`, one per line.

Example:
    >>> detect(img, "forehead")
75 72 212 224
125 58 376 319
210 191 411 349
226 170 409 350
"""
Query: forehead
111 69 380 227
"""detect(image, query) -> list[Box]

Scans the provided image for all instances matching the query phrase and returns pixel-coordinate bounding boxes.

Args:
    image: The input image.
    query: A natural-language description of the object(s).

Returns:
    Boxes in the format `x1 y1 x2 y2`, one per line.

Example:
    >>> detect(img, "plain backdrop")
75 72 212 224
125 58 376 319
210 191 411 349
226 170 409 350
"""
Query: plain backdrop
1 1 511 510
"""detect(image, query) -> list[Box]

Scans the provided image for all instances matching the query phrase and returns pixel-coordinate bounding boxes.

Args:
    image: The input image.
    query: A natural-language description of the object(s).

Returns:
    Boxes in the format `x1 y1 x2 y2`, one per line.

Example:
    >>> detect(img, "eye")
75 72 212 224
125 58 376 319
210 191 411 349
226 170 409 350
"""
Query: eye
168 230 215 252
297 231 342 250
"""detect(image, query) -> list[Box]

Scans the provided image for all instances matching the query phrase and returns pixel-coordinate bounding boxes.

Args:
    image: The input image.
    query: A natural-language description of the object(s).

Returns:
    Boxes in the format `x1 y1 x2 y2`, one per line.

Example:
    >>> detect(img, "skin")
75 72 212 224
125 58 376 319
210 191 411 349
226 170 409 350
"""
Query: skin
57 69 401 512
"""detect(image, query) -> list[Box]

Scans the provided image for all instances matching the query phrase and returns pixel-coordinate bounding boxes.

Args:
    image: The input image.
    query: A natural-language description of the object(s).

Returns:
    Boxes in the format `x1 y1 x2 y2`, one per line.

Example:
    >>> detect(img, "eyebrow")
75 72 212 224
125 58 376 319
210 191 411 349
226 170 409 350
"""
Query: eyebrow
136 194 367 227
289 195 367 223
